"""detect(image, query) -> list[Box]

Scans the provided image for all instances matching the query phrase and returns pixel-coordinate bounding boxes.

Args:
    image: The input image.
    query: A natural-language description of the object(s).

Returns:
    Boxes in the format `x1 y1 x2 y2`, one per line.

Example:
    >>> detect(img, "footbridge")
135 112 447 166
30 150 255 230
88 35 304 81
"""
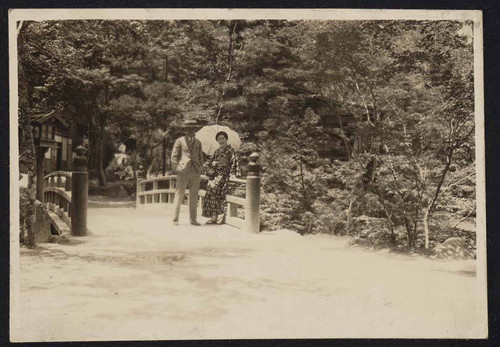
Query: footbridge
43 147 262 236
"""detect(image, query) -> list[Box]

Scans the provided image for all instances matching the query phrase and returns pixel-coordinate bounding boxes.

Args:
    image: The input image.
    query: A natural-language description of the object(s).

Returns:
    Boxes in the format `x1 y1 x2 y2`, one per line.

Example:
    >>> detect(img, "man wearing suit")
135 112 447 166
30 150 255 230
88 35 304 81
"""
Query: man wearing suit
171 119 205 226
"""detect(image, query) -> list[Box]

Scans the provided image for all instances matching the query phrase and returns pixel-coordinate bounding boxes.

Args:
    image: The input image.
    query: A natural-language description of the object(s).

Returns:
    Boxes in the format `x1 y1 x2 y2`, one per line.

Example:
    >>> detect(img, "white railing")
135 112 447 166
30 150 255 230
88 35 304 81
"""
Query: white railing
44 171 72 228
136 153 261 232
42 146 89 236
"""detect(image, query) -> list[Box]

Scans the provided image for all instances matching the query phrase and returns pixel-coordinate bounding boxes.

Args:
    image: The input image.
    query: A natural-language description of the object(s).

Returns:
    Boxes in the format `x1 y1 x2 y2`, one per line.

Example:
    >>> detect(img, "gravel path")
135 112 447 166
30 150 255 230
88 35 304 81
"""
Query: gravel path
11 205 487 341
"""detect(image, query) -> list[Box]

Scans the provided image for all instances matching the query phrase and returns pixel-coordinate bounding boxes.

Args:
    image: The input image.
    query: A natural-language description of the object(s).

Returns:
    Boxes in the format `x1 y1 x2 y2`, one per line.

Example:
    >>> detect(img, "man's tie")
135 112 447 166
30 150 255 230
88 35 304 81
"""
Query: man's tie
186 136 194 149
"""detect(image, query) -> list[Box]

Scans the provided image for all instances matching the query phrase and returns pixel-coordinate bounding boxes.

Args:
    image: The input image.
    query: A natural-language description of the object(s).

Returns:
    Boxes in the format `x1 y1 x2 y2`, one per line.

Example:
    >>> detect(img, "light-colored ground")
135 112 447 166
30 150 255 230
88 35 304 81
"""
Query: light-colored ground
12 205 487 341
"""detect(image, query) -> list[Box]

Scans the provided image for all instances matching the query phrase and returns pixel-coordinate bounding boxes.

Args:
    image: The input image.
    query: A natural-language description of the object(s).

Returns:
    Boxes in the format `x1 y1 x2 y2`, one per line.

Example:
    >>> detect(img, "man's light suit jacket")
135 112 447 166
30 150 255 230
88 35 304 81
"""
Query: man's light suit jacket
171 136 205 175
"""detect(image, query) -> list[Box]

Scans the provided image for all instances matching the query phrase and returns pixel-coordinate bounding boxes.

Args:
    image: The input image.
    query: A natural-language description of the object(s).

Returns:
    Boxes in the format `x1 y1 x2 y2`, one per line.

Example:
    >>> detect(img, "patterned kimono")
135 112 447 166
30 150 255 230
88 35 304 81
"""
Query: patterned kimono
202 145 238 218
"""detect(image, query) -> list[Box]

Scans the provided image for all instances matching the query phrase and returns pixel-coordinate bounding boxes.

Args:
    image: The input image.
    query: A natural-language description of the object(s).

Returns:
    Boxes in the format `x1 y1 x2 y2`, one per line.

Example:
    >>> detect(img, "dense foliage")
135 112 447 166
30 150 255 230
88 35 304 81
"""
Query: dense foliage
18 19 475 251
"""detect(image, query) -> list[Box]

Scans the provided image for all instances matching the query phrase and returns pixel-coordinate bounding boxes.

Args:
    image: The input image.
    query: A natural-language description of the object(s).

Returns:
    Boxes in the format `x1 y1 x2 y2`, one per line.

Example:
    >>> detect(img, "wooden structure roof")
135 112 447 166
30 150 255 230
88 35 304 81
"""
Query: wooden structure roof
30 110 69 129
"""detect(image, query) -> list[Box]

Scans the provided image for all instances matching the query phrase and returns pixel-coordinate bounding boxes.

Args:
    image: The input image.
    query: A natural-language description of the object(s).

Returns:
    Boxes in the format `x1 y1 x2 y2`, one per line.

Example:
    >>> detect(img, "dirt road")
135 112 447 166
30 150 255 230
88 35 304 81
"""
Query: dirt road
11 206 487 341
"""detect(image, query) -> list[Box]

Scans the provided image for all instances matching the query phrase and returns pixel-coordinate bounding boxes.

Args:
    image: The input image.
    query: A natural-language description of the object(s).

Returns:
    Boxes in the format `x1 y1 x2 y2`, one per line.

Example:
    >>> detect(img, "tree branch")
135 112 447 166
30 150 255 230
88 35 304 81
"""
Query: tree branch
452 207 476 229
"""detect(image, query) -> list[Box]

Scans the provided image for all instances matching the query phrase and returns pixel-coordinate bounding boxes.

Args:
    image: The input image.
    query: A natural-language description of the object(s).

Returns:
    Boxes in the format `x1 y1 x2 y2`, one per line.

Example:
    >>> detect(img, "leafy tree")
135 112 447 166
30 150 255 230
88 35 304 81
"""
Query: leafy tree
259 108 329 233
304 20 474 248
17 18 475 252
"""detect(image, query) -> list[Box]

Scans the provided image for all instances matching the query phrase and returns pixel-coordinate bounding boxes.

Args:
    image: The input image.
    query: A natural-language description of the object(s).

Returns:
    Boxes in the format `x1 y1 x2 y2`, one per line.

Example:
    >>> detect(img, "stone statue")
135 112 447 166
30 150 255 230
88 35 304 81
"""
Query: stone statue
105 143 133 181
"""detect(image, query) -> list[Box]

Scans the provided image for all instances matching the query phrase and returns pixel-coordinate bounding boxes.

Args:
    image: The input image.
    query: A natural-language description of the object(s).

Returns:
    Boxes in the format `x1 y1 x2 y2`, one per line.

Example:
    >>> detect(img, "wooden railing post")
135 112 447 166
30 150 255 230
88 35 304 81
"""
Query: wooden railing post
136 165 145 208
58 192 64 209
228 202 237 218
56 174 63 188
245 152 261 233
136 179 142 208
71 146 88 236
65 175 72 191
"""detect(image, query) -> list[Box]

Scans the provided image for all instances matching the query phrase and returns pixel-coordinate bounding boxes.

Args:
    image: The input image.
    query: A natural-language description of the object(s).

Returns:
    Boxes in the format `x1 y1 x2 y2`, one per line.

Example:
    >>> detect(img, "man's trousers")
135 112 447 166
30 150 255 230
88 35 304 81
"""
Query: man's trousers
172 171 201 223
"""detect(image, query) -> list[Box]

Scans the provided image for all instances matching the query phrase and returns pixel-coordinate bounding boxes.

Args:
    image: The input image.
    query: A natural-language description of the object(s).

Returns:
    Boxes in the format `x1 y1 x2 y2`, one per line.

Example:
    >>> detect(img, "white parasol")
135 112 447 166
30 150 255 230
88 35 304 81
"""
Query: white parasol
195 124 241 156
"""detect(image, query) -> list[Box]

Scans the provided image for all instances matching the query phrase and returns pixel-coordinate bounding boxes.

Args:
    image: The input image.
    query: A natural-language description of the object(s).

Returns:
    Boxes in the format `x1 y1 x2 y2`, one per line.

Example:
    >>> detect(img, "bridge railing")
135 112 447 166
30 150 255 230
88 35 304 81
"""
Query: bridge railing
42 146 88 236
137 152 261 233
44 171 72 227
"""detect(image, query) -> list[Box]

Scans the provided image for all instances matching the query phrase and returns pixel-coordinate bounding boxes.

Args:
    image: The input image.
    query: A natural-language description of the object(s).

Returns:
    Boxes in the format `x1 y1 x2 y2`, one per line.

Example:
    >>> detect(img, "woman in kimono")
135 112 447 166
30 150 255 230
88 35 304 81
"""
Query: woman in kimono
202 131 238 224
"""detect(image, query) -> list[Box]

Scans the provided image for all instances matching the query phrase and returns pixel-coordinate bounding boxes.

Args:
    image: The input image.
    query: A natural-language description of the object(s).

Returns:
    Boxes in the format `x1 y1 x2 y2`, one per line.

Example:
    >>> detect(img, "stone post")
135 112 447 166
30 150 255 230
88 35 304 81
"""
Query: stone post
245 152 261 233
71 146 88 236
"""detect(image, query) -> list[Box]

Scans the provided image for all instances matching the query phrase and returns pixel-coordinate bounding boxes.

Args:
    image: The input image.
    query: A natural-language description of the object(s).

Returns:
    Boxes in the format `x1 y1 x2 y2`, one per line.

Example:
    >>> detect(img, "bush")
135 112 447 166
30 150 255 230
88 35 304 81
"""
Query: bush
260 192 293 231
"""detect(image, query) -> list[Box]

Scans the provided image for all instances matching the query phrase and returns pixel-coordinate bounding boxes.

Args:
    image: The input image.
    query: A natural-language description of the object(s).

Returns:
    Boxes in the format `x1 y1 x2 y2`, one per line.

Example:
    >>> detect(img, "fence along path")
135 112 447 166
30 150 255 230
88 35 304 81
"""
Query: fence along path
137 152 261 233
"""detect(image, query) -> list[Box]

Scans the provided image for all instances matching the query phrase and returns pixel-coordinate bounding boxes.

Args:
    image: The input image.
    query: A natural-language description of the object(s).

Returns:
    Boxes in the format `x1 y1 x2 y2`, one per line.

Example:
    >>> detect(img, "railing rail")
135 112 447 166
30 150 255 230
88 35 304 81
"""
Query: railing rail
137 152 261 233
44 171 72 227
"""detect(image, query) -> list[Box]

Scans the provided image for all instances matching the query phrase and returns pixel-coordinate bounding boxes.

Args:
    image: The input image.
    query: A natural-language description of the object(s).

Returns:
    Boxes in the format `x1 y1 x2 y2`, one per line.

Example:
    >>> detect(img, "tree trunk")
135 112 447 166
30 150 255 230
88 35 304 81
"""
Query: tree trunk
165 56 168 98
98 108 108 186
25 163 37 248
404 216 414 249
215 21 237 123
372 185 397 246
35 147 46 202
335 113 352 158
383 211 397 246
388 225 397 246
423 207 431 249
345 198 355 235
19 113 37 248
298 160 310 211
90 103 107 187
421 149 455 249
161 138 165 176
96 133 106 187
18 23 37 248
21 117 38 249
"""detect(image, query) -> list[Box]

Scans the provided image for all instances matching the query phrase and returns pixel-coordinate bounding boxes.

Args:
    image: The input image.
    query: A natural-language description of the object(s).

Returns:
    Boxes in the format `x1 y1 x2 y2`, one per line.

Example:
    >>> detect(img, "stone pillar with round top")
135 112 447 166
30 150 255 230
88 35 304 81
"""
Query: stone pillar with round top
71 145 88 236
245 152 261 233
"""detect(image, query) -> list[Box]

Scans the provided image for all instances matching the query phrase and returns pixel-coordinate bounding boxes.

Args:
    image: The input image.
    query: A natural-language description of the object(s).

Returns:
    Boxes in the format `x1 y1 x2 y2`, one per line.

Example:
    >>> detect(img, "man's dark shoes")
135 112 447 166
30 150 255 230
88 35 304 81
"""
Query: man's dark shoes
191 221 201 226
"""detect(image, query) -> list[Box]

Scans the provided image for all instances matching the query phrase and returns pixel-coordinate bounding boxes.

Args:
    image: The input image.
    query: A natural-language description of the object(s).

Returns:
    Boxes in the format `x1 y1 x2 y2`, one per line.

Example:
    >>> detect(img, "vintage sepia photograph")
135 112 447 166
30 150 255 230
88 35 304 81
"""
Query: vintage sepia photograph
9 8 487 341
